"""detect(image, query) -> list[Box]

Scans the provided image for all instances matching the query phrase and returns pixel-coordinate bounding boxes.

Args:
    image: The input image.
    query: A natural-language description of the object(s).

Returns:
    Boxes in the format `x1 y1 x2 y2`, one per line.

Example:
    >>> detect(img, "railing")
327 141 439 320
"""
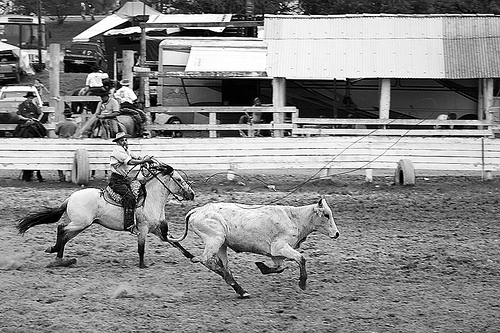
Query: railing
291 116 493 137
147 106 297 138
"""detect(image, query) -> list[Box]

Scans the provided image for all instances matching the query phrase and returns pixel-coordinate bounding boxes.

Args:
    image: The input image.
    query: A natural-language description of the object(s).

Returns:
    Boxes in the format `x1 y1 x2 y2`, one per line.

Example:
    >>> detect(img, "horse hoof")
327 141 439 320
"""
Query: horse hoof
46 258 77 268
239 292 251 299
190 257 201 264
299 281 307 291
44 246 54 253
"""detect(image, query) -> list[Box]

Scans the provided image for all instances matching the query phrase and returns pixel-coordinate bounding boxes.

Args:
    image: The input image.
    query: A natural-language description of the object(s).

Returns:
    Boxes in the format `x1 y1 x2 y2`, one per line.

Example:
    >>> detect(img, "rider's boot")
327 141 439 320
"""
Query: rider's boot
124 207 138 235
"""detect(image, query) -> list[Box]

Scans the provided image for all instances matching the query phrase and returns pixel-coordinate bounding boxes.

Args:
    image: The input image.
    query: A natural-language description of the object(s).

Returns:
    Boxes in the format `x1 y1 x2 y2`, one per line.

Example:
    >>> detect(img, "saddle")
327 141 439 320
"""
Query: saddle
101 180 146 207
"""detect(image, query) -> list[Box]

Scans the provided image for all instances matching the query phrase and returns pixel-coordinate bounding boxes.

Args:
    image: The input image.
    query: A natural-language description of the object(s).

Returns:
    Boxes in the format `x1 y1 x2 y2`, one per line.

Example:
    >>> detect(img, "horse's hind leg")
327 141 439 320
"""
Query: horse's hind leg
46 223 87 260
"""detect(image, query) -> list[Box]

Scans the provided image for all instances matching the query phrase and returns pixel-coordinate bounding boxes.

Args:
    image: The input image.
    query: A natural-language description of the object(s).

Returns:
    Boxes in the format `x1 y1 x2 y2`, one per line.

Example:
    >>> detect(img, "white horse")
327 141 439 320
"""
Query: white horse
17 163 195 268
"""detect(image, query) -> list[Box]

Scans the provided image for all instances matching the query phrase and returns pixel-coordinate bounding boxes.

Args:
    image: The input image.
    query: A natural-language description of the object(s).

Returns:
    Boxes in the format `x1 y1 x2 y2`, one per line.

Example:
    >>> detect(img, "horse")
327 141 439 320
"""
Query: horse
17 163 195 268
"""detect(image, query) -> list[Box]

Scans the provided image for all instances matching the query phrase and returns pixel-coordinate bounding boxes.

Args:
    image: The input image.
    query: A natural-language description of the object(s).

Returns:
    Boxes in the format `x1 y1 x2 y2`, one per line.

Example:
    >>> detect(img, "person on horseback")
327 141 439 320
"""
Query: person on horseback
109 132 153 234
114 78 147 137
79 90 122 139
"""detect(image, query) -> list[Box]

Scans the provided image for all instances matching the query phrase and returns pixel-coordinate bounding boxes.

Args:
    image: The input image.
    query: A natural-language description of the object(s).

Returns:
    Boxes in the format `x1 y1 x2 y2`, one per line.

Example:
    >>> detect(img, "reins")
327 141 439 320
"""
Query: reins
137 160 191 202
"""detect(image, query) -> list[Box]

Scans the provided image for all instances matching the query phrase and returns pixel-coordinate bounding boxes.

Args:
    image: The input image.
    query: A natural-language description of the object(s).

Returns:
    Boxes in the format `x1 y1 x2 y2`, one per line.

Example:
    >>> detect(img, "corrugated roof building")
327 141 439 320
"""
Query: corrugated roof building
264 14 500 80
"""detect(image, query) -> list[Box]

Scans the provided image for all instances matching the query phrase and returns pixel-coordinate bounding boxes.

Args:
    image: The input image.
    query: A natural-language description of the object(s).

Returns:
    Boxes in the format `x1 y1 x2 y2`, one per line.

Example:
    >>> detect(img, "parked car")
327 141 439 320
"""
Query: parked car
0 50 21 83
63 42 108 73
0 85 45 106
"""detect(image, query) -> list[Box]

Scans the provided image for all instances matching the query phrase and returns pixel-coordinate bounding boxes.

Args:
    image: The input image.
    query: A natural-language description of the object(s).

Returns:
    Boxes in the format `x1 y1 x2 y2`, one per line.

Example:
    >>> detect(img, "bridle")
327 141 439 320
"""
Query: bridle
137 161 192 202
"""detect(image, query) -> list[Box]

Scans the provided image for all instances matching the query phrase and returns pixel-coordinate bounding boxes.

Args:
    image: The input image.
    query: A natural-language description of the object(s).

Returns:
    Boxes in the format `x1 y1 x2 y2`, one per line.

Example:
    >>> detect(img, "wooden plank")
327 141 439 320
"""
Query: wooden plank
292 128 492 137
293 118 491 126
146 124 293 131
61 96 101 102
149 106 297 113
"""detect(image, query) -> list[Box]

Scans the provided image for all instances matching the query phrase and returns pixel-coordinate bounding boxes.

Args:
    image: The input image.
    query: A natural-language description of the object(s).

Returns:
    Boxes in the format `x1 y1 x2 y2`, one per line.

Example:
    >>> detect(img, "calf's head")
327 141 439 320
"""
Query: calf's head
313 197 340 239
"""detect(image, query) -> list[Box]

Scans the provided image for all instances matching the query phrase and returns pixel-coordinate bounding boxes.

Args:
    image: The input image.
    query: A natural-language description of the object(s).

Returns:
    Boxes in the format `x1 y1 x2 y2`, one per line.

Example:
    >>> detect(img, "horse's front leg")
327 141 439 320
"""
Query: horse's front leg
137 224 148 268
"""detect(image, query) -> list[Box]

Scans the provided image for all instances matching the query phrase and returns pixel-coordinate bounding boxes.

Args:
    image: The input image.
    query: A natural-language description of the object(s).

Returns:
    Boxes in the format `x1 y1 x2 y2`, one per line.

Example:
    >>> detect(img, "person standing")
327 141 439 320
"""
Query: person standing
80 1 87 20
87 2 95 21
55 108 78 182
14 92 46 182
109 132 152 233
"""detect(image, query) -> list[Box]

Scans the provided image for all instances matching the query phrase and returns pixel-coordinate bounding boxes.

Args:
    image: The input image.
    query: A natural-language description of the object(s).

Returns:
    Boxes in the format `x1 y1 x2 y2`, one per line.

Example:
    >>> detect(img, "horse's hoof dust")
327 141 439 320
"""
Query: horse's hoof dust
46 258 77 268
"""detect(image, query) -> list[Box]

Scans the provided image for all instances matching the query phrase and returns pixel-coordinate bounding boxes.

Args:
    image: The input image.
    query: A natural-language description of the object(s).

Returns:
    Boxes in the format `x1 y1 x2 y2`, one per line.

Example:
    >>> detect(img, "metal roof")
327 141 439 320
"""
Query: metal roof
264 14 500 79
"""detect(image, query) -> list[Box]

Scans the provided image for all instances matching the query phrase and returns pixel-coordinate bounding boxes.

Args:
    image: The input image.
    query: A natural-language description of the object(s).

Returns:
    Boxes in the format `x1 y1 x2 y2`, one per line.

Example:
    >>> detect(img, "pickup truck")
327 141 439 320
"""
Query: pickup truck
63 42 108 73
0 50 21 83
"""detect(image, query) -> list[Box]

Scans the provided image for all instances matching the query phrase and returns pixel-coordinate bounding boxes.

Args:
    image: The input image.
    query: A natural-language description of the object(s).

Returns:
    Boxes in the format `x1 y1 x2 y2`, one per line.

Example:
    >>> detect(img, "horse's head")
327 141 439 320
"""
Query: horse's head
149 163 195 201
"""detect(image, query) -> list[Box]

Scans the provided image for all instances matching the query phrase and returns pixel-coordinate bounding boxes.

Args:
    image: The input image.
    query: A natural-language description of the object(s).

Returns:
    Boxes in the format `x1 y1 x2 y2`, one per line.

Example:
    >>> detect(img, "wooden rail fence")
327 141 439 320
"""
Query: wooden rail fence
1 137 499 181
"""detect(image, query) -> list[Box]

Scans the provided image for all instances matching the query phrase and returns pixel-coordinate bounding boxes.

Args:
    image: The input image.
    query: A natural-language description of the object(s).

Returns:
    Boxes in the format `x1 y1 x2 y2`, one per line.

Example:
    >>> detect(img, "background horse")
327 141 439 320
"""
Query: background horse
17 163 195 268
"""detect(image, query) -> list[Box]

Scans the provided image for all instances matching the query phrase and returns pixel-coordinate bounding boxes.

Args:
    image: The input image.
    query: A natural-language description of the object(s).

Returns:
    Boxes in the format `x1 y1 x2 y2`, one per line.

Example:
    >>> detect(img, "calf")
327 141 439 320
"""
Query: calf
185 197 339 298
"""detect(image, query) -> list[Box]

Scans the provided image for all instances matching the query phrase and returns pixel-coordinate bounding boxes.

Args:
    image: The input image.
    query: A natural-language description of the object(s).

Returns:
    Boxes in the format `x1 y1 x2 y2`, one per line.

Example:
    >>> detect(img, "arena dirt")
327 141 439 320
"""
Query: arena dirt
0 171 499 332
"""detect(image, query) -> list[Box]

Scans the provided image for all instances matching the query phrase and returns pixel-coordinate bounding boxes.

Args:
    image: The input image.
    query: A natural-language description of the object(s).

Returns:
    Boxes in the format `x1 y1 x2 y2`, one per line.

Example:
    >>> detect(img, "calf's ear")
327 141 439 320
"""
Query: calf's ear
317 198 323 208
314 206 324 217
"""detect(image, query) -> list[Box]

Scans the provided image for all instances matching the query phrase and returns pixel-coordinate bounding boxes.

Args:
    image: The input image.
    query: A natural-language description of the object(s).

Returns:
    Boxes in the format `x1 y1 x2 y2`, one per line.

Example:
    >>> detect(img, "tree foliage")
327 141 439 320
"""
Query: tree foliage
10 0 76 23
299 0 500 15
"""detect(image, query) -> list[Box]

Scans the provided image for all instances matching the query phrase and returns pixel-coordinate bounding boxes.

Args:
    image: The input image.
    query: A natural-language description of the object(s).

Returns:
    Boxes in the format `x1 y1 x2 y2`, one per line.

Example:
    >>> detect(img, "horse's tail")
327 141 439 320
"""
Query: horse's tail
164 208 196 243
17 199 68 235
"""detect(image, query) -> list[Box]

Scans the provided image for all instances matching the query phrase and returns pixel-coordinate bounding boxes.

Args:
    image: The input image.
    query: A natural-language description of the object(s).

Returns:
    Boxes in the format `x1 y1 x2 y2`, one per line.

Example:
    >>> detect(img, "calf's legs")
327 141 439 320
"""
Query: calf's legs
270 242 308 290
193 236 250 298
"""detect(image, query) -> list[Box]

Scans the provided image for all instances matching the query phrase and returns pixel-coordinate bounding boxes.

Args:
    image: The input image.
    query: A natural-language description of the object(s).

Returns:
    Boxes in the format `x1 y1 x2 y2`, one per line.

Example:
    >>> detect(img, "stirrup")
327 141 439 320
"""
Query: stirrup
126 224 139 235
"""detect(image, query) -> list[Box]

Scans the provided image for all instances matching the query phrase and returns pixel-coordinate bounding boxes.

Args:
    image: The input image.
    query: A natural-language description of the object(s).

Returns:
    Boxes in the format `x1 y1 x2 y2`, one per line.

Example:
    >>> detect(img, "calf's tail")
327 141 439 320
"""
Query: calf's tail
164 208 196 243
17 200 68 235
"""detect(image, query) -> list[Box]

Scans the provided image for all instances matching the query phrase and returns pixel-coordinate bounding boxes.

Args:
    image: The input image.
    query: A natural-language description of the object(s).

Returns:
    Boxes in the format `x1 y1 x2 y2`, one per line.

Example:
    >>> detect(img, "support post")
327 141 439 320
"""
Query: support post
484 78 494 123
379 79 391 121
122 50 135 86
49 43 61 123
139 25 147 107
272 77 286 137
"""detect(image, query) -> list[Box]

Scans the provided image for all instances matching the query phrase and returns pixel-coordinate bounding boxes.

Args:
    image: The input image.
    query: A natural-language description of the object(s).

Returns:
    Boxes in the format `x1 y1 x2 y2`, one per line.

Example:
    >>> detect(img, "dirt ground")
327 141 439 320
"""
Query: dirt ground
0 170 499 333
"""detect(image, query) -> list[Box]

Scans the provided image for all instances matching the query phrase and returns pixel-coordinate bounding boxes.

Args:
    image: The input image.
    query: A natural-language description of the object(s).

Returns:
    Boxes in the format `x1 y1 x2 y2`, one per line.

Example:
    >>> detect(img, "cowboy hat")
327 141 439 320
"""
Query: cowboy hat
119 78 131 86
112 132 131 142
24 92 36 98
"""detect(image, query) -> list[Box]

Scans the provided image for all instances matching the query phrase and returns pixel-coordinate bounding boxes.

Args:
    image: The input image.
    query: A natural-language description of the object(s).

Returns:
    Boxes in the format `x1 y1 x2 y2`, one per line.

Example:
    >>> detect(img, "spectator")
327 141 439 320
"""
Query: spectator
434 112 457 129
80 1 86 20
87 2 95 21
14 92 46 182
55 108 78 182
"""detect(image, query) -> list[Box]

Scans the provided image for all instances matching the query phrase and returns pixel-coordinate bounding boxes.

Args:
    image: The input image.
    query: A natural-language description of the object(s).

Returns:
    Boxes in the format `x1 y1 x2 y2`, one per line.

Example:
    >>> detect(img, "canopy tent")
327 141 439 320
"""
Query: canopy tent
0 41 33 75
72 1 161 42
104 13 233 38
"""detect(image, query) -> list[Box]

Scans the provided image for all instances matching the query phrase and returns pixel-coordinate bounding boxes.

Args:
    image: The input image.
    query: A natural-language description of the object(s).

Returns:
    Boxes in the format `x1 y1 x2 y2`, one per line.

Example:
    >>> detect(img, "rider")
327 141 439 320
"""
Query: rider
109 132 152 234
114 78 147 137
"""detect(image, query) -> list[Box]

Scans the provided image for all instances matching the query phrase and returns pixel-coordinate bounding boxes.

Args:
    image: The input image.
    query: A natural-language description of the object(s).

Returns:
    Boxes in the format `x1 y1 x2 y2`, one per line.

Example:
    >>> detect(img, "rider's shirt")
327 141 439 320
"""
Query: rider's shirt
85 71 109 88
110 145 139 177
17 100 41 121
97 97 120 116
114 86 137 105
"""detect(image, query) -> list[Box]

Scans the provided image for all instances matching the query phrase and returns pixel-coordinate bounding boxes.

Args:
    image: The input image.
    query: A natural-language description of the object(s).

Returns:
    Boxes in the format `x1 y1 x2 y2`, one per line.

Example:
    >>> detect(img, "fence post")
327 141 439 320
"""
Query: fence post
209 111 217 138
